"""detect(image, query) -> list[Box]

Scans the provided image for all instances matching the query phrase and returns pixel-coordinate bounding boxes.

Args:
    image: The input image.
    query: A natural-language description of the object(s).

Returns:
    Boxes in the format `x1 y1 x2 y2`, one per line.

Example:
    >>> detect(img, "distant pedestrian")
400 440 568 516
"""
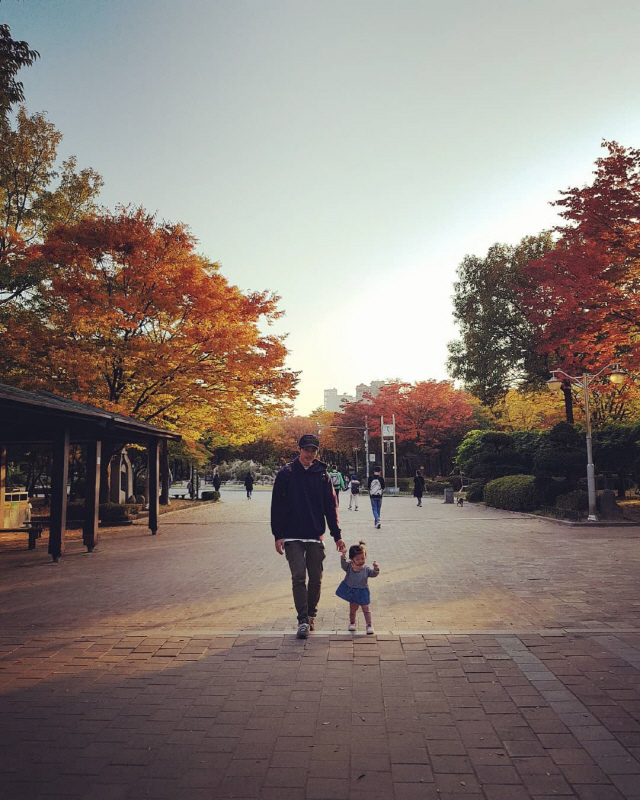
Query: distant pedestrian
244 472 254 499
347 474 360 511
413 470 425 507
368 466 385 528
271 434 346 639
335 540 380 634
329 467 346 506
213 471 221 492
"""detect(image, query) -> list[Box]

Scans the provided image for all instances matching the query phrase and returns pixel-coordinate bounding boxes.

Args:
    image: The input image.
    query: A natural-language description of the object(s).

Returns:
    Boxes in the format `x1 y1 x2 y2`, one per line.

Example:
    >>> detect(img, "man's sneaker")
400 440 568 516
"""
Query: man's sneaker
375 522 381 529
348 622 356 632
296 623 309 639
309 617 316 631
366 624 375 635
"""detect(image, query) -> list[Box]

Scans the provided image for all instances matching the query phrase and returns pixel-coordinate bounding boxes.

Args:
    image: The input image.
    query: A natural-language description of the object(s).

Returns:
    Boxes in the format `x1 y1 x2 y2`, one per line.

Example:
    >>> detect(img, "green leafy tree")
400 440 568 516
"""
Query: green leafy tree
532 422 585 484
456 430 526 482
447 233 556 409
0 108 103 306
0 23 39 119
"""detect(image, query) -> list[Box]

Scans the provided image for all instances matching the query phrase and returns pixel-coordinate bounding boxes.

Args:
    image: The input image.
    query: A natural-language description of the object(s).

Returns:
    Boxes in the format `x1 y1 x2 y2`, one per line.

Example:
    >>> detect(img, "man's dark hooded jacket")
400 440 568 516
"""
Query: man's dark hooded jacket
271 457 341 541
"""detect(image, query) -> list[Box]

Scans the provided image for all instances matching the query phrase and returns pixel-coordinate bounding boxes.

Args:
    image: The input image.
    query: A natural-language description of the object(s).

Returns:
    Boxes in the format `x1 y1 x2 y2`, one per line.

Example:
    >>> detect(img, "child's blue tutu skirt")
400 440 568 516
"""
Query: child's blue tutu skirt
335 581 370 605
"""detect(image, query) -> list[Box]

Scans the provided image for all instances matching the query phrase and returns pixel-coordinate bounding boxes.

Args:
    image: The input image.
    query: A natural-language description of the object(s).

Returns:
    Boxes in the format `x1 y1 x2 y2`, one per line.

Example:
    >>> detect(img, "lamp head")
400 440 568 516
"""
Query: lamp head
546 374 563 392
609 365 626 385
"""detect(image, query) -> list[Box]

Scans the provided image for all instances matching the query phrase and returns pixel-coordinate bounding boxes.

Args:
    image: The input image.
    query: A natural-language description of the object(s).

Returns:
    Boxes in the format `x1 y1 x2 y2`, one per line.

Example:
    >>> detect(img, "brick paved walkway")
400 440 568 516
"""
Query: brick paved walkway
2 490 640 798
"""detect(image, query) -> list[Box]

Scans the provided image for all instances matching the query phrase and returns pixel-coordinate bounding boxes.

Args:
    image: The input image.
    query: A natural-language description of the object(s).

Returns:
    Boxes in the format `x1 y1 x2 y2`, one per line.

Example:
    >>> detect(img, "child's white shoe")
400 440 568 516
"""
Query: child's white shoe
348 622 356 632
366 624 375 635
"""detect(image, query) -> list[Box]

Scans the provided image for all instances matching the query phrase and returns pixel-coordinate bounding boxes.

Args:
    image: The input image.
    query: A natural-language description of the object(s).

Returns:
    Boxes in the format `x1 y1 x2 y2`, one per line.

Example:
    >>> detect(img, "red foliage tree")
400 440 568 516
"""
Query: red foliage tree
371 382 478 450
522 141 640 378
335 381 478 475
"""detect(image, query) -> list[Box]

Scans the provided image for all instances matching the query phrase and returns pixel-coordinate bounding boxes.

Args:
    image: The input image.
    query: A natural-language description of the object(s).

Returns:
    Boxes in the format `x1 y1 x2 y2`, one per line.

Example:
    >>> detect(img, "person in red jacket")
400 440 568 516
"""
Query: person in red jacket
271 433 346 639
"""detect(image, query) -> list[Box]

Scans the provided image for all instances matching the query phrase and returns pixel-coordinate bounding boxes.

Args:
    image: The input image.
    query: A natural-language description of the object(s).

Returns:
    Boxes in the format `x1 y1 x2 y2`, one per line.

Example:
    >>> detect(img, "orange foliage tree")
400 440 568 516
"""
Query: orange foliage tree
0 208 298 441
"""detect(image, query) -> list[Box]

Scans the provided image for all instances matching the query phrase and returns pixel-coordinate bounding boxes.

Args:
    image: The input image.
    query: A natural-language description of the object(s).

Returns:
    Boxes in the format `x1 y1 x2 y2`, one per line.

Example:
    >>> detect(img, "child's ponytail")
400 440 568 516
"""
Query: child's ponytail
348 540 367 560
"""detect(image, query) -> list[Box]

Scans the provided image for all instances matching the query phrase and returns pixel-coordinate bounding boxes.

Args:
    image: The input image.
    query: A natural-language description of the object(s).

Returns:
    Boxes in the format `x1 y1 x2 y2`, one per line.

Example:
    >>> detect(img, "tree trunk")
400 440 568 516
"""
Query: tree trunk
562 385 574 423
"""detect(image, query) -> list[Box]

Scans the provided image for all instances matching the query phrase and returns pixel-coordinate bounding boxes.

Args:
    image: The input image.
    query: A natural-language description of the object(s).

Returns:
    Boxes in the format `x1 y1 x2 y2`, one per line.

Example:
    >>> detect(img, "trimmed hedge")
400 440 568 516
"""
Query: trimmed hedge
66 500 140 522
555 490 589 513
100 502 139 523
424 481 452 494
483 474 540 512
200 490 221 501
66 499 86 520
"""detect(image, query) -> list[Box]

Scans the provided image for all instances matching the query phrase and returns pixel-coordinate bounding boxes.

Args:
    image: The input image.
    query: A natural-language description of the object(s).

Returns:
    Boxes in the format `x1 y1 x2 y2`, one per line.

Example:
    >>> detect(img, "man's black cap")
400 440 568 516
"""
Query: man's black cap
298 433 320 450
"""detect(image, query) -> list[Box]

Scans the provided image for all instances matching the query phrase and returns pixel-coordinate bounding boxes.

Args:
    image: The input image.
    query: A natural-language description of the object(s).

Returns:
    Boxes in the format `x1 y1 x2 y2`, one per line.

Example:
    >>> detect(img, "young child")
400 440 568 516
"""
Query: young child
335 540 380 634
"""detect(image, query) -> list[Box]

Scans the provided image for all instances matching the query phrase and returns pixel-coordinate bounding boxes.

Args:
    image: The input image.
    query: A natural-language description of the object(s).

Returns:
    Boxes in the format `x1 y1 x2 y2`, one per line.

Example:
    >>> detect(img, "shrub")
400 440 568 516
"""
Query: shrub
462 431 527 482
424 480 452 494
442 475 462 491
68 501 141 522
66 499 85 520
555 490 589 513
465 483 484 503
534 476 573 505
483 475 540 512
396 477 413 492
99 502 138 523
533 422 585 483
200 490 220 501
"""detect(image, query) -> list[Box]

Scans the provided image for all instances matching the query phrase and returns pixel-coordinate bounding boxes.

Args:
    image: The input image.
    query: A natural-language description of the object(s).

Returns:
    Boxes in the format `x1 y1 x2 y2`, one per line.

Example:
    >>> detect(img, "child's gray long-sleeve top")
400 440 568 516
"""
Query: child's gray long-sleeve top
340 556 380 588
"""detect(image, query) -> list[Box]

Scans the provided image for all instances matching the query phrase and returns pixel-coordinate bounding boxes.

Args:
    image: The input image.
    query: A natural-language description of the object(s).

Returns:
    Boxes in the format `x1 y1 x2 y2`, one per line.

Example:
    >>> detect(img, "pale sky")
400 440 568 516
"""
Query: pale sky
4 0 640 414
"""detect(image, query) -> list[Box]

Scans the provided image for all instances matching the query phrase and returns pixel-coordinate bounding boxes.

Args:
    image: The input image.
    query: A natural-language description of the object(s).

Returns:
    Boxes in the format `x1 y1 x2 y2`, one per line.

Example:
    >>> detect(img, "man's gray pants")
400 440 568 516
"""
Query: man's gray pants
284 541 326 624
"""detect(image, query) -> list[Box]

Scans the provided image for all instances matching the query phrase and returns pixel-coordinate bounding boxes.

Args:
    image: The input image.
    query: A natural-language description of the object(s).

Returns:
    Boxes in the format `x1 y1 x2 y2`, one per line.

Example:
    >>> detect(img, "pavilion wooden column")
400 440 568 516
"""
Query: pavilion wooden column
0 445 6 529
160 439 170 506
148 438 159 535
48 428 70 562
83 440 101 552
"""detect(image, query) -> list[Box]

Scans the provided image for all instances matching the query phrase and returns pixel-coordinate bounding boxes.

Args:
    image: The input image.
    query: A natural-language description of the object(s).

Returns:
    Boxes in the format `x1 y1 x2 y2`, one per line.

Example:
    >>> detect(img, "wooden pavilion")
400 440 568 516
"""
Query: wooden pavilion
0 383 181 560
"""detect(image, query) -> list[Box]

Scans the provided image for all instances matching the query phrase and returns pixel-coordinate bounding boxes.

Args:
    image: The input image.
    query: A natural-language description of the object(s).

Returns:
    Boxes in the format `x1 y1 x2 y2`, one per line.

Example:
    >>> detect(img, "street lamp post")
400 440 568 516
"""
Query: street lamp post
318 420 371 478
546 363 626 521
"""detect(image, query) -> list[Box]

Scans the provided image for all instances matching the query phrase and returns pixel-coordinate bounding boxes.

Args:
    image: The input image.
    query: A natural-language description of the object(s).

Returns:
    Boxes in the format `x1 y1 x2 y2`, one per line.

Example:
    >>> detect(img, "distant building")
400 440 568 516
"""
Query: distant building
356 381 385 401
324 381 386 411
323 388 355 413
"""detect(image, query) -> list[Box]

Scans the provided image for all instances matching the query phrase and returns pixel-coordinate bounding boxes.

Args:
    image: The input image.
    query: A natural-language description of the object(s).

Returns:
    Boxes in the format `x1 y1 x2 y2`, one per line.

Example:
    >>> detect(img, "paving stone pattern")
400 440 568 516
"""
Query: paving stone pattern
1 490 640 798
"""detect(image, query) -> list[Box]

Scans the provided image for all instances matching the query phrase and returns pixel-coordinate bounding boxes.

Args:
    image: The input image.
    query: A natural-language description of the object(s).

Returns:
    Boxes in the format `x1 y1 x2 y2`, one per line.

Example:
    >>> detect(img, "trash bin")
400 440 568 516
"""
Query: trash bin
444 488 454 504
3 490 29 527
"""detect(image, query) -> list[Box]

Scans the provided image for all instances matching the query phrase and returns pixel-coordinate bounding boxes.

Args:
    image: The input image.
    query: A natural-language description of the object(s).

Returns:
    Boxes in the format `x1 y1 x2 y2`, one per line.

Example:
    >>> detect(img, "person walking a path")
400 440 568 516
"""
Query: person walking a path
329 466 346 505
368 466 385 528
413 470 425 507
244 471 254 499
271 434 346 639
347 474 360 510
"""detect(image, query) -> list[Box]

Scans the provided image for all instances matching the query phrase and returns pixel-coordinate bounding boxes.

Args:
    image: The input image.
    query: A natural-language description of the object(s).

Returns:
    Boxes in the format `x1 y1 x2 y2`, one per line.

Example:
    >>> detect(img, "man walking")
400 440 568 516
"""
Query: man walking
368 465 385 528
271 434 346 639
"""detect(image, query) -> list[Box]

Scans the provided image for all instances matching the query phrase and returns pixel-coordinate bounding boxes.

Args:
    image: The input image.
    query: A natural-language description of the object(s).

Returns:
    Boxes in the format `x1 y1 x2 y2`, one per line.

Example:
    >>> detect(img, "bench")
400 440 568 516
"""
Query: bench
0 525 44 550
